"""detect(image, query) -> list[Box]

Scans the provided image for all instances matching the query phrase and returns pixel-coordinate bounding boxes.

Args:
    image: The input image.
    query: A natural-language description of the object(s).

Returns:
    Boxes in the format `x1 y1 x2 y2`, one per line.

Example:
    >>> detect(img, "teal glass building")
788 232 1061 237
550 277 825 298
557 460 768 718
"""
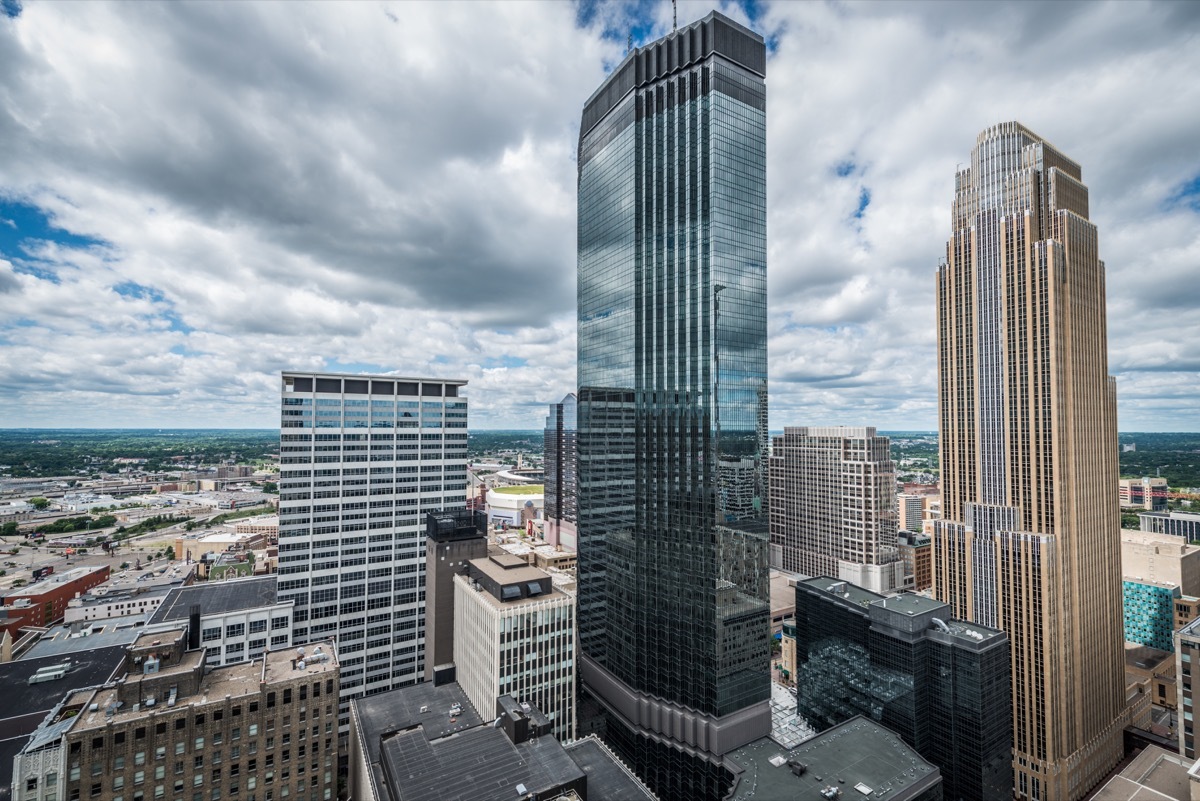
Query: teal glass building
576 11 770 799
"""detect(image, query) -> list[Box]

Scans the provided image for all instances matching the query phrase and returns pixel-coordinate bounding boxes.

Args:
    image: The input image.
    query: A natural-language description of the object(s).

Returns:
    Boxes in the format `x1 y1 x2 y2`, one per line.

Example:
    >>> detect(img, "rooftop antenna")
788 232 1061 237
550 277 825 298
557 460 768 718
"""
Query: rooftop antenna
673 0 678 32
627 32 632 55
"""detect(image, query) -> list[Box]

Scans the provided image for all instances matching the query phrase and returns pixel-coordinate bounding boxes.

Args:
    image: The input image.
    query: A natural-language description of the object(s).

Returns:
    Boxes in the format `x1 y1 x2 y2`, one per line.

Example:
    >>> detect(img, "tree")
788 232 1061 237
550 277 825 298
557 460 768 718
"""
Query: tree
262 482 278 494
29 497 50 510
0 522 18 537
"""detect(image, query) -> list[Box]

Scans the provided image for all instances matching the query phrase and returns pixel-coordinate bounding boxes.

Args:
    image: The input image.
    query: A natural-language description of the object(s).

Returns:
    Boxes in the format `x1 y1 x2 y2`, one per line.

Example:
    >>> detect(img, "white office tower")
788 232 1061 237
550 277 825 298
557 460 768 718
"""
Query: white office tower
278 372 469 721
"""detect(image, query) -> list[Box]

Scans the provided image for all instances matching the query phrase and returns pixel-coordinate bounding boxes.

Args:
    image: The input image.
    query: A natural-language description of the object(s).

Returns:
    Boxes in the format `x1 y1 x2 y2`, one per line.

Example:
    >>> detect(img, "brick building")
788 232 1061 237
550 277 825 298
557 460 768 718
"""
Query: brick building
1 566 111 638
11 626 339 801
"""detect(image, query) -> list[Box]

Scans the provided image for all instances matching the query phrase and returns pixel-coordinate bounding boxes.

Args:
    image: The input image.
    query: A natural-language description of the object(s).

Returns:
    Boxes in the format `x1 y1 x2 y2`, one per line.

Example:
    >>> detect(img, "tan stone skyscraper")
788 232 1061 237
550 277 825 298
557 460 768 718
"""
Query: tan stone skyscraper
932 122 1126 801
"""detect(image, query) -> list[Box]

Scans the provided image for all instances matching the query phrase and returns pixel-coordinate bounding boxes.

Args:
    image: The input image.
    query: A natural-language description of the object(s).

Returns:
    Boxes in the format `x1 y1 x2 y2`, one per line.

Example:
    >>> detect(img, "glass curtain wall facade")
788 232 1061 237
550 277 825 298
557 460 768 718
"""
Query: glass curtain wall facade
793 579 1012 801
576 11 769 800
277 372 469 722
931 123 1127 799
543 393 578 550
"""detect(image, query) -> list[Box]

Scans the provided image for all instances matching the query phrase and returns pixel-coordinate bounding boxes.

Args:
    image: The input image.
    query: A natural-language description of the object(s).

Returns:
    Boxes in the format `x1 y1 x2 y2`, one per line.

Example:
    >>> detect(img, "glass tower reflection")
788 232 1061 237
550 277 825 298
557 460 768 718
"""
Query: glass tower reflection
576 11 769 799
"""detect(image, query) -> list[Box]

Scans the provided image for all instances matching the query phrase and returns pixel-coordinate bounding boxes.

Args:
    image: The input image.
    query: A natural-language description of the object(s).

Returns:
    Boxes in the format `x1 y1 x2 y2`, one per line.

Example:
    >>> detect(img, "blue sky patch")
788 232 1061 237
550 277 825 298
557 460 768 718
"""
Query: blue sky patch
1168 174 1200 212
1 0 20 19
114 281 166 303
0 198 106 258
854 187 871 219
835 160 856 178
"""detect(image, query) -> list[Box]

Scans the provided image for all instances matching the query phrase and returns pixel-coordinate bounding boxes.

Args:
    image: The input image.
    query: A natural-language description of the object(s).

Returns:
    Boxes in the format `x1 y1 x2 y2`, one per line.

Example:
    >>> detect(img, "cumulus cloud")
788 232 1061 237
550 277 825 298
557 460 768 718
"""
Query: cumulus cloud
0 0 1196 430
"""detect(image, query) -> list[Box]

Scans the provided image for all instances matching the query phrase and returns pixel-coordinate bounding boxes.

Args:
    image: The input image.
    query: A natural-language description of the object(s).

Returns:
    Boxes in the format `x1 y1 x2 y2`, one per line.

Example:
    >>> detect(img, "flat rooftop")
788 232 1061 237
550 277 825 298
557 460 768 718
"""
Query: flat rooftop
561 737 656 801
471 555 551 586
490 484 544 496
800 576 883 609
382 723 582 801
0 645 127 741
9 565 107 596
24 615 148 659
726 716 940 801
73 641 335 733
1091 744 1191 800
149 575 280 623
874 592 946 616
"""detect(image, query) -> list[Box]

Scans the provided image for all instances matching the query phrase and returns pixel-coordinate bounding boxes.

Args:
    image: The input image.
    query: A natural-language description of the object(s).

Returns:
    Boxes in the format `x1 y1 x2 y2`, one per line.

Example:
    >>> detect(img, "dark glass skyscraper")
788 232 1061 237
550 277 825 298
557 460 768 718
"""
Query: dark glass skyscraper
793 578 1012 801
543 393 578 550
576 11 769 800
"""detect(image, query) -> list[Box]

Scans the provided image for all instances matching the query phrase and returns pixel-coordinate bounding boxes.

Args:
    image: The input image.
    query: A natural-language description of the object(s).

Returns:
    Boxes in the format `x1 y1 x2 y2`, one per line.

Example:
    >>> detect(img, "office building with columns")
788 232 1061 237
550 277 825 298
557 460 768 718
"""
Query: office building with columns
931 123 1127 800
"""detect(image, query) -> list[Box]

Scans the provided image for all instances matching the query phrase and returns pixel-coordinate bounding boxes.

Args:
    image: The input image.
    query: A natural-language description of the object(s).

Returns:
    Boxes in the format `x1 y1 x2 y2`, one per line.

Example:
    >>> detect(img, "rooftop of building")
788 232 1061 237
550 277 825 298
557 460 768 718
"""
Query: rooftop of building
725 716 940 801
1126 644 1175 673
1141 509 1200 521
73 639 336 733
470 554 550 585
1091 744 1191 800
149 575 280 624
558 738 657 801
799 576 884 609
489 484 544 496
457 572 570 612
23 615 148 659
355 682 653 801
381 721 582 801
0 645 127 742
71 581 178 608
281 370 468 385
1121 527 1200 551
5 565 108 598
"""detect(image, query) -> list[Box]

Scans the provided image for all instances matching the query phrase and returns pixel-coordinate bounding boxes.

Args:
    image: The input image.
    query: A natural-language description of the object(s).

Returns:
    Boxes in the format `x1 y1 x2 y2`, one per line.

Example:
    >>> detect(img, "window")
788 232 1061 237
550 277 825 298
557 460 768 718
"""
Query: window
156 723 167 735
226 624 245 638
113 779 125 791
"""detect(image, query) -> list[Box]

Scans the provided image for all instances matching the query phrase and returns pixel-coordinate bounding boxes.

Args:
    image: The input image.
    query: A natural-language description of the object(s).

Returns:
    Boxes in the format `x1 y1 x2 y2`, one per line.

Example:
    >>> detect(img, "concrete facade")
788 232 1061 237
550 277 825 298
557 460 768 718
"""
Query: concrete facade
768 426 901 594
453 555 575 741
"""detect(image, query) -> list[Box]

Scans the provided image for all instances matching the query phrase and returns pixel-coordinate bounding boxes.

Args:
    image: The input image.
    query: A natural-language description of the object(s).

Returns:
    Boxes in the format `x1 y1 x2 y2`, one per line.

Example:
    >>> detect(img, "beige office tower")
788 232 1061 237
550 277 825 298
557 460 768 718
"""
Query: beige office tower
931 122 1126 801
769 426 902 593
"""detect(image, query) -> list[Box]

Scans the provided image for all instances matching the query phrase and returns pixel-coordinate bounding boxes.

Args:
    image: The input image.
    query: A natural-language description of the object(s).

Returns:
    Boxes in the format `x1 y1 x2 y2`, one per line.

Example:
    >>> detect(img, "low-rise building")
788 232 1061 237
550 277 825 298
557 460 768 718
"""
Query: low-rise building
1 567 112 638
11 628 339 801
485 485 544 528
146 576 293 667
725 716 943 801
1122 529 1200 650
1141 510 1200 540
348 681 654 801
1090 744 1193 800
897 530 932 591
1121 477 1170 511
453 554 575 741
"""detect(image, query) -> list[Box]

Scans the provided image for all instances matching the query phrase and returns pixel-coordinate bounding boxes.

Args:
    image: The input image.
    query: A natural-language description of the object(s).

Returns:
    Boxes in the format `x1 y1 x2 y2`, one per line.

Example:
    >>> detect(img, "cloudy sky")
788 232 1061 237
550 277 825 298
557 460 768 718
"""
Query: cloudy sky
1 0 1197 432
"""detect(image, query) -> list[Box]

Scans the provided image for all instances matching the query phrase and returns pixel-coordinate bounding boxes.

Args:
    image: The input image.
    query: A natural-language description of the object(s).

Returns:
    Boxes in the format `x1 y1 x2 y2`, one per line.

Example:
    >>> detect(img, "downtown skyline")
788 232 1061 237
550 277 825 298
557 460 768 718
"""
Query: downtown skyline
1 0 1198 432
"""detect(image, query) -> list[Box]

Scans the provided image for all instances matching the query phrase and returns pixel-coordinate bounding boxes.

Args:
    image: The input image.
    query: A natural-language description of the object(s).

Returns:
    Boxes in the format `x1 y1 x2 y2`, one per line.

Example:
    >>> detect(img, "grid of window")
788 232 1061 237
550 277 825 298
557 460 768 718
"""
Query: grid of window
278 374 467 699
